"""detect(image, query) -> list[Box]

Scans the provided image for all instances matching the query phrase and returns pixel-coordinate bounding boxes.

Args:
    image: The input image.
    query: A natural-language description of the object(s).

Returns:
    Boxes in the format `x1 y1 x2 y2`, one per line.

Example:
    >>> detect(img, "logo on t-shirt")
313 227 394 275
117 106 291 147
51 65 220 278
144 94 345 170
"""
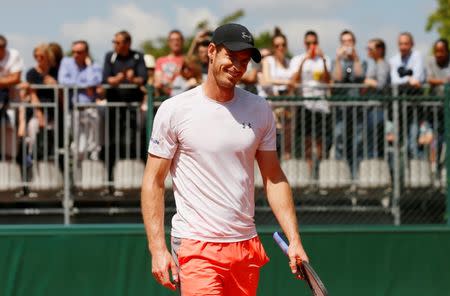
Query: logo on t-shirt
242 122 252 129
150 137 160 145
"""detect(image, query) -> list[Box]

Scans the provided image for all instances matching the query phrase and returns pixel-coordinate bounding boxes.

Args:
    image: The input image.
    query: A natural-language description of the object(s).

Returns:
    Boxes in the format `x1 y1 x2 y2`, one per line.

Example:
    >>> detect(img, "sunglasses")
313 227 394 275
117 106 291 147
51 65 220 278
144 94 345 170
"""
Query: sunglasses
274 43 286 48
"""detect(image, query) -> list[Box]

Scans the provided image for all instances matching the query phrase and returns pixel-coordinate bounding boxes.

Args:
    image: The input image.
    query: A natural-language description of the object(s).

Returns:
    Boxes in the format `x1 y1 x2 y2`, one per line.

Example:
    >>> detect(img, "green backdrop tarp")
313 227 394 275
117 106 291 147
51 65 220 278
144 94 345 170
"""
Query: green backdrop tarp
1 225 449 296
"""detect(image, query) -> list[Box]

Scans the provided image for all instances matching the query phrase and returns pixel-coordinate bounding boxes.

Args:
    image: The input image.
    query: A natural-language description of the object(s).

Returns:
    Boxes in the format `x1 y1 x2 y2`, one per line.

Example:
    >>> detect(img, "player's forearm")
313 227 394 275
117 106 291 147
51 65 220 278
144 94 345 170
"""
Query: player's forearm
141 182 167 255
266 179 301 244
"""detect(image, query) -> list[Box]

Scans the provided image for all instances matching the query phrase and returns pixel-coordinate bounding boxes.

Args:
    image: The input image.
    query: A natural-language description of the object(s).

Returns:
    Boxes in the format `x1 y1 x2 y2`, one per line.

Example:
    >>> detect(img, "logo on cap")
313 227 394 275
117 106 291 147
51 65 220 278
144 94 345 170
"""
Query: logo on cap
242 32 253 42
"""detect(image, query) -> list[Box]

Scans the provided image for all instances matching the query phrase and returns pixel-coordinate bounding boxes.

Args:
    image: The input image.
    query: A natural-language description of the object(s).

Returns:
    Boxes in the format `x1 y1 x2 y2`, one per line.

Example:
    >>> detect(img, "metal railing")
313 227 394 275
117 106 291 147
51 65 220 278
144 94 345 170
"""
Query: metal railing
0 83 449 225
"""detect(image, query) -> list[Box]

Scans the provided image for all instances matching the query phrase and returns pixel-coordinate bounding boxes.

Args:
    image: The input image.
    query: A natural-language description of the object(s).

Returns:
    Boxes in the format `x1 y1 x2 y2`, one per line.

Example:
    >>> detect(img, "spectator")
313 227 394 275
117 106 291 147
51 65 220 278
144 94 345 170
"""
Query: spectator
361 38 390 161
103 30 147 102
332 30 366 94
49 42 64 78
261 28 293 158
144 54 156 86
289 30 331 168
154 30 185 96
187 30 212 81
0 35 23 160
58 40 103 161
21 43 58 162
332 30 367 175
170 56 202 96
260 27 293 96
102 30 148 179
364 38 390 92
290 30 331 102
140 54 156 114
389 33 428 159
389 32 425 94
255 47 272 97
427 38 450 95
424 38 449 166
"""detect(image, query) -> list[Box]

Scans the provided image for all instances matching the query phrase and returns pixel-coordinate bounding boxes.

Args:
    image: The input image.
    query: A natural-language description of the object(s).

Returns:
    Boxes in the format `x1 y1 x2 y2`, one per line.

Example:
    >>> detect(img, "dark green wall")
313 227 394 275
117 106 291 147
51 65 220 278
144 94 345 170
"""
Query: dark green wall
1 225 449 296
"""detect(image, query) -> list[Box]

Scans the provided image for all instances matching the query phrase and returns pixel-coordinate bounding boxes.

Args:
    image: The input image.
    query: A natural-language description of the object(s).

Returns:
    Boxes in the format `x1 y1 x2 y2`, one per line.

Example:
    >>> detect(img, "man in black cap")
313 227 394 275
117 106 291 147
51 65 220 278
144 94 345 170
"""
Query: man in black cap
141 23 309 295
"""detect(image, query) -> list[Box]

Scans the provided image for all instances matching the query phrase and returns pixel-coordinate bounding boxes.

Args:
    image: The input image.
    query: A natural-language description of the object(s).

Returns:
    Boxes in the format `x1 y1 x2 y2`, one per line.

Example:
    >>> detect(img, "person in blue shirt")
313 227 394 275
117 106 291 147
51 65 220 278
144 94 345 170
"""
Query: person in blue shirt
58 40 103 161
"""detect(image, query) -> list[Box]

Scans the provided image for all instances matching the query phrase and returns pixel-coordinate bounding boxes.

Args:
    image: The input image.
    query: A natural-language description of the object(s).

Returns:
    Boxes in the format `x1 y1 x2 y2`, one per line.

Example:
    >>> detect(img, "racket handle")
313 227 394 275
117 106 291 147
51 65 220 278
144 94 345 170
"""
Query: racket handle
273 232 289 255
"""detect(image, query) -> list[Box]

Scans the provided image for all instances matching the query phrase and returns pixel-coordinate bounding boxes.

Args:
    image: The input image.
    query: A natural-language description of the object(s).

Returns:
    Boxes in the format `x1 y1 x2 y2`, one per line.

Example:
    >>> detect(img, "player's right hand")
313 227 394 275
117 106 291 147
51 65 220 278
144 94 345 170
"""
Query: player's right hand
151 249 179 290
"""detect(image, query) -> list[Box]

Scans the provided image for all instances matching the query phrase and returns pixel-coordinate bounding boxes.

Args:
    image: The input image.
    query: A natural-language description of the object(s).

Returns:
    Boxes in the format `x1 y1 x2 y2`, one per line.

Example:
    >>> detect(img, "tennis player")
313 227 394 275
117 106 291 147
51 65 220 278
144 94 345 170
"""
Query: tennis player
141 23 309 296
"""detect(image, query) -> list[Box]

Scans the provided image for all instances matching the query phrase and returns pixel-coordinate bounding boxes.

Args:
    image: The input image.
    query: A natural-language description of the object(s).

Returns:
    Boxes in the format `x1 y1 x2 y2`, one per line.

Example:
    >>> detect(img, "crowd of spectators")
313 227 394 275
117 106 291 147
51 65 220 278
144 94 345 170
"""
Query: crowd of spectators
0 26 449 176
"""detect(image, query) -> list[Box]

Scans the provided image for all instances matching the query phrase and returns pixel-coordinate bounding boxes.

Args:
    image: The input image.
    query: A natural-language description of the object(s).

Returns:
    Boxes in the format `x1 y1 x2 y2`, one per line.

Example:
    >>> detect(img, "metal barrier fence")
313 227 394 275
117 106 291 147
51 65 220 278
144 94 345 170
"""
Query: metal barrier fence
0 84 449 225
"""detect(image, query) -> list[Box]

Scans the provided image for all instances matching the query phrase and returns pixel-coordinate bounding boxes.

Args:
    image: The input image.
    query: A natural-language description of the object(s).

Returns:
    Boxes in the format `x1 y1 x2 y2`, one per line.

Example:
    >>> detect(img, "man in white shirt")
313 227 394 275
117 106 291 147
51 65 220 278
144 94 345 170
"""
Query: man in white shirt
389 32 425 94
289 30 331 168
290 30 331 108
0 35 24 160
141 23 309 296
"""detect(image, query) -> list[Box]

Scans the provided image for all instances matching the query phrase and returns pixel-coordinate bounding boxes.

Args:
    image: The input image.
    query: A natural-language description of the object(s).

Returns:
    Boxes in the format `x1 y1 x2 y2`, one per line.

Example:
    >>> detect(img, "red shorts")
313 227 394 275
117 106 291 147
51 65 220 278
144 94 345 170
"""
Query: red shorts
171 236 269 296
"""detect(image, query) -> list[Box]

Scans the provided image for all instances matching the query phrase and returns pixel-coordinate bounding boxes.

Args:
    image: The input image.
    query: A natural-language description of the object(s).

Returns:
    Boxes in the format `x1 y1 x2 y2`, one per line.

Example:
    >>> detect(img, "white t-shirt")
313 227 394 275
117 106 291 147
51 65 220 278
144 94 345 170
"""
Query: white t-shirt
262 55 292 96
290 54 331 113
0 48 24 77
148 85 276 242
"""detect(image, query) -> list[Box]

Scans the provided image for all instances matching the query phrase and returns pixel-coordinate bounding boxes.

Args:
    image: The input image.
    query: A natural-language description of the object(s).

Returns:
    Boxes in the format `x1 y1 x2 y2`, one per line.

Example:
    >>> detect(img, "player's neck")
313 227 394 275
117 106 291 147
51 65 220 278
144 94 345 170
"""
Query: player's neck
203 76 235 102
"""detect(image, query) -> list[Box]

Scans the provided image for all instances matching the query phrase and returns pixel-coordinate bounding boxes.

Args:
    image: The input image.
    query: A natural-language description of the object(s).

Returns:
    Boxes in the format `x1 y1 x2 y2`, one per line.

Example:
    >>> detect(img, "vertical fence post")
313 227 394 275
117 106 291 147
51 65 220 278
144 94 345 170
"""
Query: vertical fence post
445 84 450 225
392 98 401 225
63 86 71 225
146 84 154 147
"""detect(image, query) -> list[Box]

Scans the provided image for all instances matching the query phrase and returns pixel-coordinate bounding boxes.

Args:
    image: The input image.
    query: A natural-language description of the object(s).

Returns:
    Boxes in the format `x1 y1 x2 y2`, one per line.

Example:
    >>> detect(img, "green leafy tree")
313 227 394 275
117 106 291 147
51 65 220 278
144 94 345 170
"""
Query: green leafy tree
426 0 450 41
254 31 272 51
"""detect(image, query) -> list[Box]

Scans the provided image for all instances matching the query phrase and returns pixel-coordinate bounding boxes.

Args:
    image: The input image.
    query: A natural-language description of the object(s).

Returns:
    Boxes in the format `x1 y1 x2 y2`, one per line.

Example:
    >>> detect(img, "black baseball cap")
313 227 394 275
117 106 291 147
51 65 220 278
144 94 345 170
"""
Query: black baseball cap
211 23 262 63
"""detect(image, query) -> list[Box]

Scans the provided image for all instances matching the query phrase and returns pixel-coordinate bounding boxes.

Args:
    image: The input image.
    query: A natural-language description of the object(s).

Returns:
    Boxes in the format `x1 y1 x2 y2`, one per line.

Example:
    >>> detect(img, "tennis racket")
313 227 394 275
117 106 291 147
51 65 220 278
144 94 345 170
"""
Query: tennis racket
273 232 328 296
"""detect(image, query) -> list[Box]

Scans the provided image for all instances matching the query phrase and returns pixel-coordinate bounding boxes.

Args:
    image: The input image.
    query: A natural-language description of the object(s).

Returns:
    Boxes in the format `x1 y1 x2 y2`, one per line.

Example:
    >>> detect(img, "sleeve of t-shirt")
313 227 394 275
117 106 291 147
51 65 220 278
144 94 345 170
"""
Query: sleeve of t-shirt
135 53 148 82
26 68 41 84
366 60 376 79
87 64 103 87
411 52 425 83
102 52 113 83
57 58 72 85
376 62 390 89
155 57 164 72
425 57 435 80
258 100 277 151
148 100 178 159
9 51 24 74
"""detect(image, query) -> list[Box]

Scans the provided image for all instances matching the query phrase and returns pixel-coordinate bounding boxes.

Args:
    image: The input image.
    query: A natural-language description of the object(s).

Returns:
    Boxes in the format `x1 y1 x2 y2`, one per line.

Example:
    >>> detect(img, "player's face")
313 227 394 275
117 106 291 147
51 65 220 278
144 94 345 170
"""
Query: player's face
209 44 251 88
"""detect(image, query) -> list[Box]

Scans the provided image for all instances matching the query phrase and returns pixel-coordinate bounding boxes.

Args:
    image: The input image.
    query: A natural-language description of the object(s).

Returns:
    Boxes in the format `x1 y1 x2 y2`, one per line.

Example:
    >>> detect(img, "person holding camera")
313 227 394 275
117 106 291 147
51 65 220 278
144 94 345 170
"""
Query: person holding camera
332 30 366 94
389 32 425 94
332 30 367 176
390 32 429 160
